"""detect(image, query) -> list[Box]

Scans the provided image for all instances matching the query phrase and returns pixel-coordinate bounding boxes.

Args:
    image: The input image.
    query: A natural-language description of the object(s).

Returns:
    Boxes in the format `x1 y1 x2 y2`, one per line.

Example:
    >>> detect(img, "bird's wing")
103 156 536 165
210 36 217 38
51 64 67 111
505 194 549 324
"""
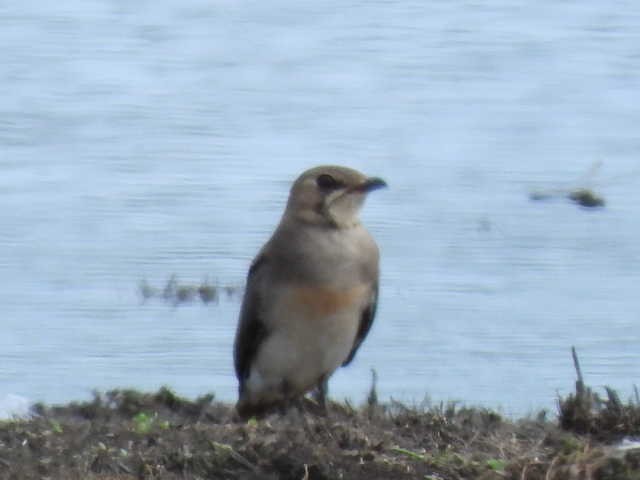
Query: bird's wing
233 253 269 391
342 281 378 366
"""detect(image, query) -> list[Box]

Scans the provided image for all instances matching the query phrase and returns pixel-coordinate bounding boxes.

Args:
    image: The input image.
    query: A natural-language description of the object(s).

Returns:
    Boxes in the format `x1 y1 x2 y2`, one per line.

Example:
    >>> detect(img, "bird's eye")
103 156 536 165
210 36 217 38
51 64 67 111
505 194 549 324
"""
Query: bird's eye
316 174 342 190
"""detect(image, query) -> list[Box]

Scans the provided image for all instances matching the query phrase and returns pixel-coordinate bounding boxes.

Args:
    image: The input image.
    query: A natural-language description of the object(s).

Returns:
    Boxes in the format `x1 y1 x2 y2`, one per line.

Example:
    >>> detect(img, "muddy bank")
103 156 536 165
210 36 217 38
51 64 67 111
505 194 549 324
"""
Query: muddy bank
1 384 639 480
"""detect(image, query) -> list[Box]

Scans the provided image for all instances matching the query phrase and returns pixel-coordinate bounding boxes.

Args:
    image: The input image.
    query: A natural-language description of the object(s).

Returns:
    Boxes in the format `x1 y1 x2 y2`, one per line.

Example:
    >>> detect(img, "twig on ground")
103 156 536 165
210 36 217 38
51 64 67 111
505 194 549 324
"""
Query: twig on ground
571 346 585 396
209 441 258 473
367 368 378 407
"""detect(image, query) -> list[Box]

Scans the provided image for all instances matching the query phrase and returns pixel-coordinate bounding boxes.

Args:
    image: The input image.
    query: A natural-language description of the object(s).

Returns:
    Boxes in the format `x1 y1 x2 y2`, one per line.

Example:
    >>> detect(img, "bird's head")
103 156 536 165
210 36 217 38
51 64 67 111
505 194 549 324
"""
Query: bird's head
285 165 387 228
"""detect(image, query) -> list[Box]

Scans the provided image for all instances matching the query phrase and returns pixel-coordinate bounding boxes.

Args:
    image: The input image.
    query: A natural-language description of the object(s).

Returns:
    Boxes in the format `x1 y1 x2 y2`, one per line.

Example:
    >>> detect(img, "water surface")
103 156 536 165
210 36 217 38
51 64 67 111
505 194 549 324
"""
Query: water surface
1 0 639 416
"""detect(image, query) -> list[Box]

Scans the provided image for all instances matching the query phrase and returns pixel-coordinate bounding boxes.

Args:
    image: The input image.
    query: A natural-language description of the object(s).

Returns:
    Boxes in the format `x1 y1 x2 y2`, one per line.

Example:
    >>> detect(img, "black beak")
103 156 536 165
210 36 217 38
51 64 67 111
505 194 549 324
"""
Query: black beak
352 177 387 193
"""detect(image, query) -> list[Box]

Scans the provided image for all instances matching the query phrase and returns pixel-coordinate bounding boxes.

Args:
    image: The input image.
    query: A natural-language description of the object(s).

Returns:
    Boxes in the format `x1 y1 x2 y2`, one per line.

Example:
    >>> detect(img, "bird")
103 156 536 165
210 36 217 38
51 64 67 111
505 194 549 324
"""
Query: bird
233 165 386 418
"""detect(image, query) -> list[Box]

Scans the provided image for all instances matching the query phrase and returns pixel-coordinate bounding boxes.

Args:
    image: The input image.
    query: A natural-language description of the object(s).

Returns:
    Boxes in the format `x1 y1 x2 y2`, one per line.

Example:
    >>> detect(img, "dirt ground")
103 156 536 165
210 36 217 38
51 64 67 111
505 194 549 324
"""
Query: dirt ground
1 385 639 480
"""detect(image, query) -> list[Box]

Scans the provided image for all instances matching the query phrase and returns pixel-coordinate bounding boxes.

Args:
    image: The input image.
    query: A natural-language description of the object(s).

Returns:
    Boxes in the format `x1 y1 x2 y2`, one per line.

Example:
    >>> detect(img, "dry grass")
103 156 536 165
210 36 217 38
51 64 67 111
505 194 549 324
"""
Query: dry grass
1 349 638 479
558 347 640 441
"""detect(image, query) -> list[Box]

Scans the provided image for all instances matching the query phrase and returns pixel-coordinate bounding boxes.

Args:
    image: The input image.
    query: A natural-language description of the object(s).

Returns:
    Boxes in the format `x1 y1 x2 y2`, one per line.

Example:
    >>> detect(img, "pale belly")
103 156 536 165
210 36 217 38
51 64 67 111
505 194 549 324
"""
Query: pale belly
243 284 368 404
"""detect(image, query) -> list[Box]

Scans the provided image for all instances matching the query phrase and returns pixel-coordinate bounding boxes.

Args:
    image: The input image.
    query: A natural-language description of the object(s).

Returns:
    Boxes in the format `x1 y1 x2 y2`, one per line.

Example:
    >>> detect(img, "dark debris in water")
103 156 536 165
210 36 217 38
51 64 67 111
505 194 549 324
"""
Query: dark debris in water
567 188 605 208
529 188 605 209
139 275 243 305
529 160 609 209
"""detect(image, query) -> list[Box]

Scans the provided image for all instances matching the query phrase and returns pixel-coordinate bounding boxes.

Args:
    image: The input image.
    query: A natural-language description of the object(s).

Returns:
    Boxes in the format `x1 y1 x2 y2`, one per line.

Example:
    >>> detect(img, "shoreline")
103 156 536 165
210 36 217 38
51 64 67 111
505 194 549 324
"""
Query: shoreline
1 381 638 480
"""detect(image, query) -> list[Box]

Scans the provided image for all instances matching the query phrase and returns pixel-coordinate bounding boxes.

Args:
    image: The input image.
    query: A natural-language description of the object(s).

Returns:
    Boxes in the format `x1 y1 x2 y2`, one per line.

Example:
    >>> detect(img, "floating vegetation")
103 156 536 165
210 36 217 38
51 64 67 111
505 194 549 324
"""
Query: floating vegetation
139 275 243 305
530 187 605 208
567 188 606 208
529 160 607 209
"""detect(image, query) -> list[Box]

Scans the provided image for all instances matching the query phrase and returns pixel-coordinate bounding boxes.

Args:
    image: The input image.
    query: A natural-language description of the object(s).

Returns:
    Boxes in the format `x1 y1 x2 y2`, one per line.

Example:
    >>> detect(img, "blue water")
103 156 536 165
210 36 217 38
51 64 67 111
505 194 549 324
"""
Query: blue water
1 0 639 417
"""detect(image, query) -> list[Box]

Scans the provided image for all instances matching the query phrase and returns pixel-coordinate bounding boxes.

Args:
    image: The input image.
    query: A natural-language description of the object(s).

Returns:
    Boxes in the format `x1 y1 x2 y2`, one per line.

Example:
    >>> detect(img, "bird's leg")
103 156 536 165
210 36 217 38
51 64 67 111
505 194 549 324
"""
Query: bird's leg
278 379 296 416
312 374 329 414
291 396 306 416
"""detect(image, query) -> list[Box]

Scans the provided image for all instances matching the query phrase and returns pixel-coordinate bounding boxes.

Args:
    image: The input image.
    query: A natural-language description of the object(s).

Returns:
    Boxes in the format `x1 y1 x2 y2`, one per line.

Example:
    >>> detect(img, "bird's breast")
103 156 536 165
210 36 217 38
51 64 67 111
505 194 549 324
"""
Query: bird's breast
287 284 369 319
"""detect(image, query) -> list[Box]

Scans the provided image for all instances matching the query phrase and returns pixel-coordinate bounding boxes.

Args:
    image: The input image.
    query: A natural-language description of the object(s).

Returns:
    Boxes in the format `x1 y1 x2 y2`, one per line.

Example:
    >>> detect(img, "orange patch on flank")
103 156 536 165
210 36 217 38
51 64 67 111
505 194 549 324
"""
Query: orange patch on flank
291 285 366 317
